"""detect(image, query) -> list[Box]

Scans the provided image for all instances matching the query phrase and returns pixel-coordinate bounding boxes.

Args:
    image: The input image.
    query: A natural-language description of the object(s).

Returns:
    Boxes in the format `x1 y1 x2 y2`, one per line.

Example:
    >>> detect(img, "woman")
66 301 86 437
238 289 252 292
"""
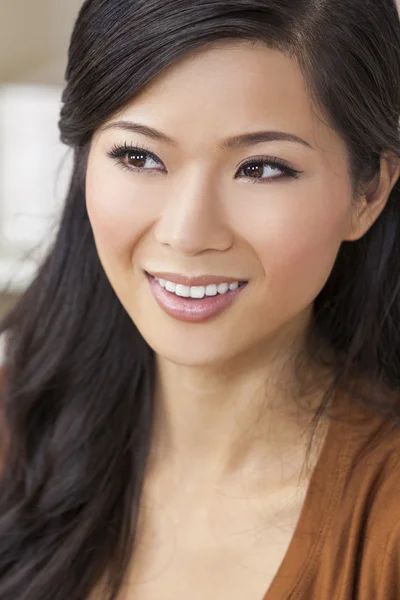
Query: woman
0 0 399 598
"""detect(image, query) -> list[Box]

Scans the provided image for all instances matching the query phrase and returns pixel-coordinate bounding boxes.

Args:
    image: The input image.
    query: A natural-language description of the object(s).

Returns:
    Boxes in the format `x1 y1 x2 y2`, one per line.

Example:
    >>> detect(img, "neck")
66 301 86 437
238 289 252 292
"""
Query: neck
147 338 332 492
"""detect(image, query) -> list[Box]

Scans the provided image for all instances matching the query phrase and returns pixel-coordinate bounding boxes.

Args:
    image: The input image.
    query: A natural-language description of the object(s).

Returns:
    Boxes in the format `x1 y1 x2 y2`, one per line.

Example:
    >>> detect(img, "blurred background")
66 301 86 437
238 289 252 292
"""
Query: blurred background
0 0 399 320
0 0 83 316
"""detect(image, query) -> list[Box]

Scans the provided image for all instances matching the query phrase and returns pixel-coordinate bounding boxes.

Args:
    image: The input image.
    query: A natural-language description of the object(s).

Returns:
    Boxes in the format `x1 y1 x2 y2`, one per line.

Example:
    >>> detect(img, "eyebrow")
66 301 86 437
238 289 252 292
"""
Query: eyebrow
101 120 313 150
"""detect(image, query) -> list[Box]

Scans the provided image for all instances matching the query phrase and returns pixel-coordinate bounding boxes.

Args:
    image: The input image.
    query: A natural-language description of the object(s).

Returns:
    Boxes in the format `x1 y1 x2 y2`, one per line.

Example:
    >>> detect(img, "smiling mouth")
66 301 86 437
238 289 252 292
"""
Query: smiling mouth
145 269 248 286
145 272 248 322
145 272 248 298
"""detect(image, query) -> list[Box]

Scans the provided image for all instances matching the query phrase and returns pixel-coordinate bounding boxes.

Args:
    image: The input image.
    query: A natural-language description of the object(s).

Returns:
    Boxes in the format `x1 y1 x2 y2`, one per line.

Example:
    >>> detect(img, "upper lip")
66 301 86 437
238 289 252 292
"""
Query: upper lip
145 271 247 287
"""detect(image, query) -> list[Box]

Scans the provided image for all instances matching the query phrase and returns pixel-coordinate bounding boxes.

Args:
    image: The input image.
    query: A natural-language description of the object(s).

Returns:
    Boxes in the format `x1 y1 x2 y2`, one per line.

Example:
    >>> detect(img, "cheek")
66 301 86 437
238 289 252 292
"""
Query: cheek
85 167 156 264
243 187 352 311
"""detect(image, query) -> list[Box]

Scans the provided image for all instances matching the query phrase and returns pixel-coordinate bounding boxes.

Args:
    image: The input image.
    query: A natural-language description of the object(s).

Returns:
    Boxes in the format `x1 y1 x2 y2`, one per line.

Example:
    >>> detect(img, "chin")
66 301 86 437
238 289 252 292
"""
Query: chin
133 318 239 368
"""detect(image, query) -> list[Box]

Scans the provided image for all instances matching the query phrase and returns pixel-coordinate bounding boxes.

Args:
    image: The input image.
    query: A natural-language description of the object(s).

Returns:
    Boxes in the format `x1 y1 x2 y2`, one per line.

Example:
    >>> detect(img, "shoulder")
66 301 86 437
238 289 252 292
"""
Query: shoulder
342 408 400 532
329 410 400 597
379 514 400 593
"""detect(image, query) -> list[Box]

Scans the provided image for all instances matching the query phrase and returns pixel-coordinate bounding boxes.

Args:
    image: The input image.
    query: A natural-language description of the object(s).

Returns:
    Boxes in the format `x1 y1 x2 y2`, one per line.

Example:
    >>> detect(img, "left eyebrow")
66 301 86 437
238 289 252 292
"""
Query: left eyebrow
100 120 314 150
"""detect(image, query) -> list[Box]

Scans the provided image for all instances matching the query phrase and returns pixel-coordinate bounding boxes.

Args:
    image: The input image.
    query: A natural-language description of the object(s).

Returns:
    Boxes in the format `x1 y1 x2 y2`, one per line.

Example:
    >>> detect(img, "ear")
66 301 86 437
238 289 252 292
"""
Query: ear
344 153 400 242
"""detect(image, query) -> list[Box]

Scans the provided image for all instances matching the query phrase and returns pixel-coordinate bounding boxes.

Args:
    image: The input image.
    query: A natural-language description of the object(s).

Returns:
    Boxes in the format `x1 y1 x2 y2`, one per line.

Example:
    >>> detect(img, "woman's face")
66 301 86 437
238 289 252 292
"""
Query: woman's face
86 42 369 367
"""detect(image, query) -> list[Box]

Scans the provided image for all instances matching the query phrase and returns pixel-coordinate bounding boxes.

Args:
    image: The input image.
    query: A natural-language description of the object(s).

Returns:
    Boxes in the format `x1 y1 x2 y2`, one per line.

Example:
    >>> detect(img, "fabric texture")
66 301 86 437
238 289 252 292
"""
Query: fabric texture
263 393 400 599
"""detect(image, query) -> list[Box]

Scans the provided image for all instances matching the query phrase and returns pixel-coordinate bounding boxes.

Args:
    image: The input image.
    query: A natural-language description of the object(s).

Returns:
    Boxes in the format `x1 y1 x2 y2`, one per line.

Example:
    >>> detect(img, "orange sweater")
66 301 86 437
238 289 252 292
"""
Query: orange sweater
263 394 400 599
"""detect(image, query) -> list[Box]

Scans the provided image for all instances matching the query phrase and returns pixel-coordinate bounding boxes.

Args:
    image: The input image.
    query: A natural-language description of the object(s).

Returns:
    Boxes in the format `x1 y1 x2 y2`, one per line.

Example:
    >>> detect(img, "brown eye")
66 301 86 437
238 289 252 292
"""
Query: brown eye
242 162 264 178
125 150 161 170
107 144 164 172
126 151 150 169
235 157 300 184
240 160 283 179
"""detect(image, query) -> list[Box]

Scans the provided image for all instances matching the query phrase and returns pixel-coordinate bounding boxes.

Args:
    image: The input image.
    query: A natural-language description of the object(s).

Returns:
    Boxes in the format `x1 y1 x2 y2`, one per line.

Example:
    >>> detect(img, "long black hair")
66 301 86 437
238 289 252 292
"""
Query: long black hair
0 0 399 598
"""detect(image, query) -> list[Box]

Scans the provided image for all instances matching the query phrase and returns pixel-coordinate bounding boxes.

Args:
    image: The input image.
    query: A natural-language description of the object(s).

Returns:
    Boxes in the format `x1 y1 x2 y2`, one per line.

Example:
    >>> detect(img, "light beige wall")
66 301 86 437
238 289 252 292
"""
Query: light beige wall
47 0 83 58
0 0 49 81
0 0 83 83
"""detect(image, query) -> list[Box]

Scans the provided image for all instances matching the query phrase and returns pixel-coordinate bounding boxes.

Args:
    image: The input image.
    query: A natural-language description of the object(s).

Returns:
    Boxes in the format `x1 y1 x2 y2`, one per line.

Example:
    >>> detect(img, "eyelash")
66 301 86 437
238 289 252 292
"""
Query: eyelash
106 141 302 184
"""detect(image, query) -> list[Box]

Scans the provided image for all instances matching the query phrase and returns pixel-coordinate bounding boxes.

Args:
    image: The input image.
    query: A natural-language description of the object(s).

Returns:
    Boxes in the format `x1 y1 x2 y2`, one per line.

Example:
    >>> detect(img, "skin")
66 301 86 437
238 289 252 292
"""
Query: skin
86 41 400 502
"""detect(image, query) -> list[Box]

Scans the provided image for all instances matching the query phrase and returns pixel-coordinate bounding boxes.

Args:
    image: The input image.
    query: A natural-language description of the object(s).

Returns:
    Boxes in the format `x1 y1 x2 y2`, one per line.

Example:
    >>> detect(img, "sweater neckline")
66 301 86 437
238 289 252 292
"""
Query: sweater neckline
261 393 353 600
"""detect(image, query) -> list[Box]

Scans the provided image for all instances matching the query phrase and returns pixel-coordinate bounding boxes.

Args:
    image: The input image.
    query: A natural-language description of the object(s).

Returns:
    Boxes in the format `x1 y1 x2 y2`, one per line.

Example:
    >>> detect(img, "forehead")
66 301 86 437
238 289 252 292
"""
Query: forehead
103 41 345 160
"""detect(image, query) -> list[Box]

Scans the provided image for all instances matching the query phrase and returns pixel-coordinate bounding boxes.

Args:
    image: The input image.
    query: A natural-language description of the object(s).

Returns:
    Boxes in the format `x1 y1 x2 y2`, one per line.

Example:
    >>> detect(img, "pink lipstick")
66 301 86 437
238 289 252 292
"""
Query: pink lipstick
145 272 248 323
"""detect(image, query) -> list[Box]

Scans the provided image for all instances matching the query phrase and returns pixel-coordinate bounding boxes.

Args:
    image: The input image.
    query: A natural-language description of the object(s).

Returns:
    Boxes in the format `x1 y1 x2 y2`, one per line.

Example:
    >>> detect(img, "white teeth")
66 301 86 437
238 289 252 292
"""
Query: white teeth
154 277 244 298
205 284 218 296
165 280 177 293
217 283 229 294
190 286 205 299
175 284 190 298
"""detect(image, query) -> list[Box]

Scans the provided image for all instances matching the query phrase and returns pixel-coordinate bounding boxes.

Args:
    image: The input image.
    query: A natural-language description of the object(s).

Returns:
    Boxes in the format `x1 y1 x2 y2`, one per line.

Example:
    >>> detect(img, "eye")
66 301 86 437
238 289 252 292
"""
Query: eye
107 143 302 183
235 157 301 184
107 142 164 173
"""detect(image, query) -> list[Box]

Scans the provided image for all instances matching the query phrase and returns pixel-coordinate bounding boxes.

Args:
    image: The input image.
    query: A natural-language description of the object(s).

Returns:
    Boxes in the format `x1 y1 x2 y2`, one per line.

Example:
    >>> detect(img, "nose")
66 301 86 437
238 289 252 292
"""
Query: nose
153 171 234 256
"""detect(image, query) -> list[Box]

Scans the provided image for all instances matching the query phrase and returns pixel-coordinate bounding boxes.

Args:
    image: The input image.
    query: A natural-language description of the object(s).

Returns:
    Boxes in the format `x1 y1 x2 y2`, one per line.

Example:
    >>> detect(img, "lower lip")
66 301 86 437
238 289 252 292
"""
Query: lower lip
145 273 248 323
